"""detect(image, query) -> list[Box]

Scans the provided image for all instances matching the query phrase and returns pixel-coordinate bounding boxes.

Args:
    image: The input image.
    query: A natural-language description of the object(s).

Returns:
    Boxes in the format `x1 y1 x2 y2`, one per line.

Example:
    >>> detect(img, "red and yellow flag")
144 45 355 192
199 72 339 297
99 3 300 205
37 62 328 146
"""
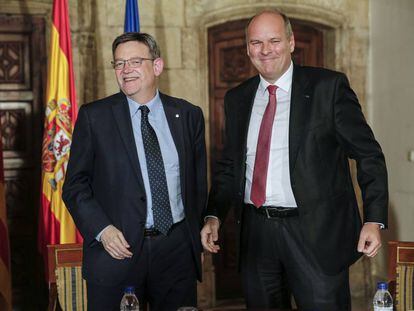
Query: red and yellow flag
0 126 11 311
38 0 82 259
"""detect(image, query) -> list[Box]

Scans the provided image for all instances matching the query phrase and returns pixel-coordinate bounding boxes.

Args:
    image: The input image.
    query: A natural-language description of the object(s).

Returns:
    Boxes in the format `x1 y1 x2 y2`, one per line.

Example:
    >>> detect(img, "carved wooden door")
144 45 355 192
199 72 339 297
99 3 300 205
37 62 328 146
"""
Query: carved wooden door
0 14 46 309
208 19 324 300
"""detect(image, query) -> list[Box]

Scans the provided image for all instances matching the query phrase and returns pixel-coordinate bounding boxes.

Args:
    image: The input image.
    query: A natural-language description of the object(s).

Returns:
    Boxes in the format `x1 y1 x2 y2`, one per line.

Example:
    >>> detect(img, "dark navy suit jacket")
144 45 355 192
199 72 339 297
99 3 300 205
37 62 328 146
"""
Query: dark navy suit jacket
63 92 207 285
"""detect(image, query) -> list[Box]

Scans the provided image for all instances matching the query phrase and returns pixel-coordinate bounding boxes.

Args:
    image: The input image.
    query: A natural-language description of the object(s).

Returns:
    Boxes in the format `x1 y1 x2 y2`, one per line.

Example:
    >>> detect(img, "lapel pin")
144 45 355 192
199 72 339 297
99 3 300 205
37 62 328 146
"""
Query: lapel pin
175 114 180 118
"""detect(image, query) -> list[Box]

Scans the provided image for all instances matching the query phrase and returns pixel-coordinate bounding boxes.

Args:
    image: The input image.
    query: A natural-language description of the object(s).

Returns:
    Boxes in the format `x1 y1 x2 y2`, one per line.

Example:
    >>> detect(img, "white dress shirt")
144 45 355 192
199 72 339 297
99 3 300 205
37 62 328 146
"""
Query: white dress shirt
244 61 297 207
128 92 184 228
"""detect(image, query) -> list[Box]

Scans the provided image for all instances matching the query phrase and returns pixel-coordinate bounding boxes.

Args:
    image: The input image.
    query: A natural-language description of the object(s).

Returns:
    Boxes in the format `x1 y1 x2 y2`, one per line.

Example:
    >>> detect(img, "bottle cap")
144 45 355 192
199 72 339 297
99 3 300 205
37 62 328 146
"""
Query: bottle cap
377 281 388 290
125 286 135 293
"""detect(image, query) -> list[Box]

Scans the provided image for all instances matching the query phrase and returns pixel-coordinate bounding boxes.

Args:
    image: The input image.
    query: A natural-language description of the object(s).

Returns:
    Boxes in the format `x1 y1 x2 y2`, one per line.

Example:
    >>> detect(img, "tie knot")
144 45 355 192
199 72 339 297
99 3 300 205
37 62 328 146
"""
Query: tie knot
267 85 277 95
139 105 150 117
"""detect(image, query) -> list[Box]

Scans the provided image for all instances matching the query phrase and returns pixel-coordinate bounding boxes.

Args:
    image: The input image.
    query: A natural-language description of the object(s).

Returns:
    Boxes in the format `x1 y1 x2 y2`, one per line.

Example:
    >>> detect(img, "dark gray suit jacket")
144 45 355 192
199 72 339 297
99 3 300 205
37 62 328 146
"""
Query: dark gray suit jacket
207 65 388 274
63 92 207 285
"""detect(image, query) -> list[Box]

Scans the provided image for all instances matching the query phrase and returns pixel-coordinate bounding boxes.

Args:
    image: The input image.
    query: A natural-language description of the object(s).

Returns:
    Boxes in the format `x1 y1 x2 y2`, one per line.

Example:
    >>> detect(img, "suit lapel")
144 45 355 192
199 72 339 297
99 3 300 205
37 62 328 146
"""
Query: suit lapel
237 76 260 191
111 93 145 190
239 76 260 155
159 93 187 205
289 65 311 174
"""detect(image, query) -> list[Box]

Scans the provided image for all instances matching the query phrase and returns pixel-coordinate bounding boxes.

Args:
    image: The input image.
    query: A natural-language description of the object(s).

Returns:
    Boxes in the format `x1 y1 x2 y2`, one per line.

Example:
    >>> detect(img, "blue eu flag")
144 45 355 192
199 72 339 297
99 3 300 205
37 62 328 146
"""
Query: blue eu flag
124 0 140 32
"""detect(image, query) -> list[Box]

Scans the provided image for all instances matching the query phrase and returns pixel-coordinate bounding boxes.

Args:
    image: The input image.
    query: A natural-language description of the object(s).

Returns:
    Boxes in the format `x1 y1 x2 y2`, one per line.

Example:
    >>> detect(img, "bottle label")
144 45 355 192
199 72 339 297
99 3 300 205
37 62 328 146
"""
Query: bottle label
374 307 393 311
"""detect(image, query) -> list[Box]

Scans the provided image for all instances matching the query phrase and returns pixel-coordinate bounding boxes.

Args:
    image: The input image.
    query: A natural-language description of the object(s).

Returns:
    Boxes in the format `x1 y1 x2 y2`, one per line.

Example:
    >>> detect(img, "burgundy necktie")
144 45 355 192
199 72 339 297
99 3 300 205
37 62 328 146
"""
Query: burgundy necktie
250 85 278 207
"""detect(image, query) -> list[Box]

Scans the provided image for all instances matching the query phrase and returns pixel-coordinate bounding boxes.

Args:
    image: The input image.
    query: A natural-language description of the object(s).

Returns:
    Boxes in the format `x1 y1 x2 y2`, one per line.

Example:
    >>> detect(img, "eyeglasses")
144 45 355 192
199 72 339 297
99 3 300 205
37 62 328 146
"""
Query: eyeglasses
111 57 155 70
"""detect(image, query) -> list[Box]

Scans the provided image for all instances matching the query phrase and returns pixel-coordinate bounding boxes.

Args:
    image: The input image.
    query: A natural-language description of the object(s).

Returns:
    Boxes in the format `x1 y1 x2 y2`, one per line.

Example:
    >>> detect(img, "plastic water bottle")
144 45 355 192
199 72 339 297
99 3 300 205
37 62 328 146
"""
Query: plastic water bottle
120 286 139 311
373 281 393 311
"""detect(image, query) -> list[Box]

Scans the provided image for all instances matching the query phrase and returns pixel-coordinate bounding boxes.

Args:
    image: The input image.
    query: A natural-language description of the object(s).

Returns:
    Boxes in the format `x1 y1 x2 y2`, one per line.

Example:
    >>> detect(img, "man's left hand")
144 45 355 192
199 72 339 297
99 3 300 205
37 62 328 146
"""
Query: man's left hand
357 223 382 257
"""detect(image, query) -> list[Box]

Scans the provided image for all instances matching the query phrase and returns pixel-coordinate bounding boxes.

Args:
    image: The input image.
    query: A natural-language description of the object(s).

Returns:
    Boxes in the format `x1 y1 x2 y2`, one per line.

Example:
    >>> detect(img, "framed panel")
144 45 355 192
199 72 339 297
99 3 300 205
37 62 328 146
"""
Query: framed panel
0 33 31 90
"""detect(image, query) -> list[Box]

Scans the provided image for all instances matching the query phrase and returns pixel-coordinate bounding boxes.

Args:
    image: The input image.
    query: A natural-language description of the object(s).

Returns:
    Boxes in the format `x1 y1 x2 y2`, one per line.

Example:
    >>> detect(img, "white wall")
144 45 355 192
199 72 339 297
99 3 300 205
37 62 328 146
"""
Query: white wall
369 0 414 276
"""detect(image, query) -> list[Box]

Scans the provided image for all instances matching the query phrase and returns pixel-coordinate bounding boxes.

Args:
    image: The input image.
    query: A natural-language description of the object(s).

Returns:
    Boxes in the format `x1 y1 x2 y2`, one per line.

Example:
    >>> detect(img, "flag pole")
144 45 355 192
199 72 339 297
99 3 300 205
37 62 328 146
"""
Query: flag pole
124 0 140 32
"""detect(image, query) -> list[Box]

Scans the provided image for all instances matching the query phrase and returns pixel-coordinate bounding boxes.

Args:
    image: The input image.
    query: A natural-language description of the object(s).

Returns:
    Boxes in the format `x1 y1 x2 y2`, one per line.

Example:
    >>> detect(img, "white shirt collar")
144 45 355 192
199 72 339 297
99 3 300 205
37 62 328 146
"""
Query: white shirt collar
127 90 161 118
258 61 293 95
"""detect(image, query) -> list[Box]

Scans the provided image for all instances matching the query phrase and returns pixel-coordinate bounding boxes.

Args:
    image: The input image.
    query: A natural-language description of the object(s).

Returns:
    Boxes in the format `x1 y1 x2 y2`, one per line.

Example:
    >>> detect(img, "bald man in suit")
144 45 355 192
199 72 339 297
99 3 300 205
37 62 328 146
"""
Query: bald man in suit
201 10 387 310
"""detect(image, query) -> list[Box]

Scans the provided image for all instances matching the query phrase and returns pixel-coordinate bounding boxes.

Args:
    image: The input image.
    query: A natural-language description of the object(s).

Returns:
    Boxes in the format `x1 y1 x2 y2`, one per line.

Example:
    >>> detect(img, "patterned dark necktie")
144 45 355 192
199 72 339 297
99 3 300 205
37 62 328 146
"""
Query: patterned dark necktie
250 85 278 207
139 105 173 235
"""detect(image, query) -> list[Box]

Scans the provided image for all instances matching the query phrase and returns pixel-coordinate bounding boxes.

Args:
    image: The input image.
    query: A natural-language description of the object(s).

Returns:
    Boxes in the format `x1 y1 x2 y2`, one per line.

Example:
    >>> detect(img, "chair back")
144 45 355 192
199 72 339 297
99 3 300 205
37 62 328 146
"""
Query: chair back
388 240 414 311
47 243 85 311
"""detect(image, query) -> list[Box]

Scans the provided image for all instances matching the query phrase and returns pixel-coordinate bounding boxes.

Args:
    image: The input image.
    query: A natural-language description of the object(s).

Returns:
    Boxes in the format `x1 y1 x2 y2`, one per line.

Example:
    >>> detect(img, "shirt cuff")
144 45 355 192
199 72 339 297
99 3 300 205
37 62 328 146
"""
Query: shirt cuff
364 222 385 229
96 225 111 242
204 215 220 225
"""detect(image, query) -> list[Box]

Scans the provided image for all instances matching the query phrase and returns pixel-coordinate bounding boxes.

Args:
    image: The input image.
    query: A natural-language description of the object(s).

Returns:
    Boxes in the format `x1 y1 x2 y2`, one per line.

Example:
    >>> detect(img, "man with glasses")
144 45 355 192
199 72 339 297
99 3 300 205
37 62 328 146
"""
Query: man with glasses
63 32 207 310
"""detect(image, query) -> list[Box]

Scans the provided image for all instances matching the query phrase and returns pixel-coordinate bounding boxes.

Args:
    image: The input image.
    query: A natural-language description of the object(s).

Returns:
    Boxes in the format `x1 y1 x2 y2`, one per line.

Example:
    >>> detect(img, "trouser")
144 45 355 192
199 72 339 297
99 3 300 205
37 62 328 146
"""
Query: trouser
241 204 351 311
87 220 197 311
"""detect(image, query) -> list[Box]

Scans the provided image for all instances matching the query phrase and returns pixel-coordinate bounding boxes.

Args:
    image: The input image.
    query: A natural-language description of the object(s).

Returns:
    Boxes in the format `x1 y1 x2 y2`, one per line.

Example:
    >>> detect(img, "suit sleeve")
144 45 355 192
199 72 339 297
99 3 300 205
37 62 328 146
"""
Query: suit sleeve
206 91 237 222
62 105 112 245
193 106 208 226
333 73 388 226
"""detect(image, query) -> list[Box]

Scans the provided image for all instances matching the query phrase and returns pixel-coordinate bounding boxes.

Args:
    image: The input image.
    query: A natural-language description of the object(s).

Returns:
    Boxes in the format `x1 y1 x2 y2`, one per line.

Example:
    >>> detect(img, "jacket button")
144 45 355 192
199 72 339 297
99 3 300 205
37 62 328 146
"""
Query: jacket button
140 196 146 202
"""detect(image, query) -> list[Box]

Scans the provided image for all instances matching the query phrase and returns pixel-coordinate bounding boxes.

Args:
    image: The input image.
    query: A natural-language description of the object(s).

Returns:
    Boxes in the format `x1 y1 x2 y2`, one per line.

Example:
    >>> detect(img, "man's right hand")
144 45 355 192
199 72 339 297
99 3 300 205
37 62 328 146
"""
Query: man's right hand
201 218 221 253
100 225 133 259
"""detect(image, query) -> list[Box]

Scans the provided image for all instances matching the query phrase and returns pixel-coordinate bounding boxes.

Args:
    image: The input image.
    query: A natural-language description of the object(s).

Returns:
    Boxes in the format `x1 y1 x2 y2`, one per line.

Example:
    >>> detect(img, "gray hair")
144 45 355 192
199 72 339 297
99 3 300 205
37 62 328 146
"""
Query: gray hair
112 32 161 59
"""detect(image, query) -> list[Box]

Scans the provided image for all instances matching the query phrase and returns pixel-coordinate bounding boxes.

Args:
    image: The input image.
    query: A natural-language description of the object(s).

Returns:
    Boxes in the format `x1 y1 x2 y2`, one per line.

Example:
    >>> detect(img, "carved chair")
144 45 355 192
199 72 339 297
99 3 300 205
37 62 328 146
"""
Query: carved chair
388 240 414 311
47 243 85 311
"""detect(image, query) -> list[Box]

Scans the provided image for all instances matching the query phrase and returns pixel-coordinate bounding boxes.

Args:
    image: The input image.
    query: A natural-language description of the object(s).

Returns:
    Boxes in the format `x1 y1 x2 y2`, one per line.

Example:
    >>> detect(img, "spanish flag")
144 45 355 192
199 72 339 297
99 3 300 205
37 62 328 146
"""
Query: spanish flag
38 0 82 262
0 126 11 311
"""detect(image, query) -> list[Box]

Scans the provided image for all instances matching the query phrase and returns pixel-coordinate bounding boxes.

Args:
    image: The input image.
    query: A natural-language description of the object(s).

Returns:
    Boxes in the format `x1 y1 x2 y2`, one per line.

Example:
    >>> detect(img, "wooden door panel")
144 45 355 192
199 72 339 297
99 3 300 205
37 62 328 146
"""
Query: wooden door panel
0 34 31 90
0 14 46 309
0 102 33 163
291 23 323 66
214 38 252 87
208 18 324 300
